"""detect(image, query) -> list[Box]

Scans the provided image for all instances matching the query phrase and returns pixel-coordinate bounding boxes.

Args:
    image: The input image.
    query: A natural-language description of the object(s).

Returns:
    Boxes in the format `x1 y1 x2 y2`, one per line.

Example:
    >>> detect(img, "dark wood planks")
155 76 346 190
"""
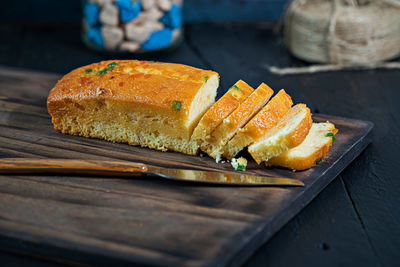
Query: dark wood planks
330 72 400 267
271 66 400 267
187 23 400 267
245 177 380 267
0 66 373 266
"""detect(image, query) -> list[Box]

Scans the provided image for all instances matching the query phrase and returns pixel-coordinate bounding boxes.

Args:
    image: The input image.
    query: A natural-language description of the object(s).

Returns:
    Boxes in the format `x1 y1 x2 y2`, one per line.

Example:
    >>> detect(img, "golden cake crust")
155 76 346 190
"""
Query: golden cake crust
48 60 218 115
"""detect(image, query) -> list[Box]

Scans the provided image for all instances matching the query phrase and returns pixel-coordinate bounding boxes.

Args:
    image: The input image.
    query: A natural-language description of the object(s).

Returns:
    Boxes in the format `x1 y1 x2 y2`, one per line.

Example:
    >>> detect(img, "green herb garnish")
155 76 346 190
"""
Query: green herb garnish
326 132 336 142
85 68 93 74
236 165 246 171
97 62 118 76
97 68 109 76
107 62 118 68
172 100 182 110
149 60 156 63
203 76 209 82
316 158 322 165
231 84 240 90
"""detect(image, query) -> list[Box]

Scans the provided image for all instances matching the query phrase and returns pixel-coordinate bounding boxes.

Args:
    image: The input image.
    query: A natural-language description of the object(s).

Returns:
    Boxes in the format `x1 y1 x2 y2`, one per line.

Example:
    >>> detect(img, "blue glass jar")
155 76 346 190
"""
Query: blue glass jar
82 0 183 53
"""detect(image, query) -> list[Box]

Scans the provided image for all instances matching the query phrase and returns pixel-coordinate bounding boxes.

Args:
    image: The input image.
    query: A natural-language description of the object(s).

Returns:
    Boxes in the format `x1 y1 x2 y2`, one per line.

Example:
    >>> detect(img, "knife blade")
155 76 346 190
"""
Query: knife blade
0 158 304 187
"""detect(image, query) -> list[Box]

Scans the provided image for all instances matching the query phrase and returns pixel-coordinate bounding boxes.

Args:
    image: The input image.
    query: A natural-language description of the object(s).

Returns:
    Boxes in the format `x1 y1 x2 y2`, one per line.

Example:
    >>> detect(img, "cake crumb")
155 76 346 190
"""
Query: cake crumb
231 157 247 171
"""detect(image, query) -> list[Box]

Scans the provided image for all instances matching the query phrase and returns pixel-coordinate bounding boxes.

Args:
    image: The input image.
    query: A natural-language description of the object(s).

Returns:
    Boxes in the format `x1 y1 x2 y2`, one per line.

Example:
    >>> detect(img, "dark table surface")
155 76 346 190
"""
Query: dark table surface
0 22 399 267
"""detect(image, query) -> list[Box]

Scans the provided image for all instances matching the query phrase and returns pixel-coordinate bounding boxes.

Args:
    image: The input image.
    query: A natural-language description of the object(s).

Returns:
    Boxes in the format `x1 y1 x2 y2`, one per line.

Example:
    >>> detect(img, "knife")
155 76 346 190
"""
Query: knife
0 158 304 187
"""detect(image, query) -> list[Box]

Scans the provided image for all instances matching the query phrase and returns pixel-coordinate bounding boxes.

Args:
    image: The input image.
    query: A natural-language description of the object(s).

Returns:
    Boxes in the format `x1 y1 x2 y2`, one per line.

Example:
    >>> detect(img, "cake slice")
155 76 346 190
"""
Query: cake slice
47 60 219 155
202 83 274 161
223 89 293 160
266 122 337 170
248 104 312 164
191 80 254 147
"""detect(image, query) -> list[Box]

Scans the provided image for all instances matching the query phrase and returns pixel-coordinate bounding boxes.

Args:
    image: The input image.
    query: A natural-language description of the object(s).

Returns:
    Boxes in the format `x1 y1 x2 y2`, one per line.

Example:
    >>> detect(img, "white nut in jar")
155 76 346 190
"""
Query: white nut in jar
125 23 151 43
133 8 163 24
144 21 164 31
156 0 172 11
89 0 112 6
100 4 119 26
125 21 164 43
102 26 124 49
141 0 156 10
120 41 141 52
172 0 183 5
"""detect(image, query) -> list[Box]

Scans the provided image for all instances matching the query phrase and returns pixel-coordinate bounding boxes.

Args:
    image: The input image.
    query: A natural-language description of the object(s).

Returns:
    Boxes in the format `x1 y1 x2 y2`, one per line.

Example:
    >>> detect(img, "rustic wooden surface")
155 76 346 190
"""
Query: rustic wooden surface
0 65 372 266
0 22 399 266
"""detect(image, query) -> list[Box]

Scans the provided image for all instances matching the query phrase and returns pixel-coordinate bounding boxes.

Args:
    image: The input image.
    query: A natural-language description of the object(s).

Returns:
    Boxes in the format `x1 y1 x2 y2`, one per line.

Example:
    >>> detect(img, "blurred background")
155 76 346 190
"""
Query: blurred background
1 0 289 24
2 0 398 99
0 0 298 99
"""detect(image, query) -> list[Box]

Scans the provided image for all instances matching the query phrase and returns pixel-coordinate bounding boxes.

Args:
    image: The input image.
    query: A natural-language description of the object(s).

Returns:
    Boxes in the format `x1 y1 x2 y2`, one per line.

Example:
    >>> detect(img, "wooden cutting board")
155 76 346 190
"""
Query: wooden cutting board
0 66 373 266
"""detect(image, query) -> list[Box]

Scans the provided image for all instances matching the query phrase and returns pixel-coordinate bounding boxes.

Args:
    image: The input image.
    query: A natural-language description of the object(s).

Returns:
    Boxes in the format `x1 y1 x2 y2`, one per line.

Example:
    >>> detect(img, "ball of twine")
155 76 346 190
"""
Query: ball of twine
270 0 400 74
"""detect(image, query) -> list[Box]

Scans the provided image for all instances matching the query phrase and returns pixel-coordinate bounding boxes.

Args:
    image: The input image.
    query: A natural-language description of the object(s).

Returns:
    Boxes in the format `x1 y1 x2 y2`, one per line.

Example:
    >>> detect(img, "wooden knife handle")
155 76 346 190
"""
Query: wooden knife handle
0 158 148 176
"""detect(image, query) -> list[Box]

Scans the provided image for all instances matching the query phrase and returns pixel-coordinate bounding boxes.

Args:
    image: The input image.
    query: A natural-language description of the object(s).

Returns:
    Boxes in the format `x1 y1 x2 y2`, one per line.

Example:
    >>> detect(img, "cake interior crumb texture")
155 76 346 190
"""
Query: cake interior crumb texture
191 79 254 146
248 104 312 163
204 82 273 160
223 89 293 160
266 122 338 170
